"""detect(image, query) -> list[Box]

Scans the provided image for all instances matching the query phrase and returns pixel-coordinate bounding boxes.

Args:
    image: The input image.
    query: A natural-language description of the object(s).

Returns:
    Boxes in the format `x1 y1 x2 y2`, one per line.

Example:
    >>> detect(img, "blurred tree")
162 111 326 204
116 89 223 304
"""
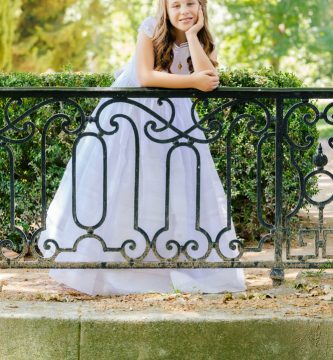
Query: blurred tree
303 3 333 83
0 0 21 71
12 0 91 72
5 0 156 73
1 0 332 85
215 0 333 80
82 0 156 72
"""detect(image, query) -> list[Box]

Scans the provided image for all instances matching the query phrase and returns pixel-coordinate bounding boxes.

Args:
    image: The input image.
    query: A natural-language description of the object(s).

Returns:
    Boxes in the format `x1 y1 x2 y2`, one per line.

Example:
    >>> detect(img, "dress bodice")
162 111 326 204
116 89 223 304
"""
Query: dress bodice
170 42 191 75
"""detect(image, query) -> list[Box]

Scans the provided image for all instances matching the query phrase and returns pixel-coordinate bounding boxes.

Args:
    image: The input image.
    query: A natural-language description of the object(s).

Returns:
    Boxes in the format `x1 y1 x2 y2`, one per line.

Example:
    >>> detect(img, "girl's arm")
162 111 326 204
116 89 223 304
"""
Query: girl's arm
186 35 218 75
136 32 219 92
186 6 218 75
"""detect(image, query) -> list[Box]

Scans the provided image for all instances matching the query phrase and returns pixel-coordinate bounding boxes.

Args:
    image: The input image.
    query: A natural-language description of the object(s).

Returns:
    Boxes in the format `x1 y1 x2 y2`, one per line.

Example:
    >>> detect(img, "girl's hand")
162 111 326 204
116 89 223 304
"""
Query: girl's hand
186 5 204 37
191 70 219 92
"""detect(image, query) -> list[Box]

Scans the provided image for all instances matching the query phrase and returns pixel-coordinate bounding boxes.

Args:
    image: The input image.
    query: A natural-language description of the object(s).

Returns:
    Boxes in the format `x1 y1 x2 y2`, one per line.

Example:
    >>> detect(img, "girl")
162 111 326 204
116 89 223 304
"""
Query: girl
38 0 246 295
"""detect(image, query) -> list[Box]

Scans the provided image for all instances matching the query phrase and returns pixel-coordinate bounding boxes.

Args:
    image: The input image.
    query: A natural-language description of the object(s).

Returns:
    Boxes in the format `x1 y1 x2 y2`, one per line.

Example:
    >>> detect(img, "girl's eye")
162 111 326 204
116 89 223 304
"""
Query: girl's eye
171 2 195 8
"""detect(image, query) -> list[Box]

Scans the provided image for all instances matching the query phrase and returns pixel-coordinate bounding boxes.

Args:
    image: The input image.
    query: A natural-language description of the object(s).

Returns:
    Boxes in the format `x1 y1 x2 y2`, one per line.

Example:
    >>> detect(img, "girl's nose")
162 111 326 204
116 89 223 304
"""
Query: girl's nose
180 6 190 14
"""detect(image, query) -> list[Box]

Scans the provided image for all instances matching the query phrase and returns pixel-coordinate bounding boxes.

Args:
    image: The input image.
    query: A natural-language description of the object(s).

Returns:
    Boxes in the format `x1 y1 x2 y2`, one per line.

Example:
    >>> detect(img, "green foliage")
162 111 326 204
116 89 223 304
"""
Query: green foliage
0 68 319 251
0 0 21 71
2 0 156 73
12 0 90 72
212 0 333 84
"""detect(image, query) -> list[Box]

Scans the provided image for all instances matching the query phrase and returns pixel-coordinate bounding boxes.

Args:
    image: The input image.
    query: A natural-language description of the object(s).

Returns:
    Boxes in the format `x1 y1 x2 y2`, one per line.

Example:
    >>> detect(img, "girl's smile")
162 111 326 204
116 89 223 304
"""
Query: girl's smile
179 17 194 23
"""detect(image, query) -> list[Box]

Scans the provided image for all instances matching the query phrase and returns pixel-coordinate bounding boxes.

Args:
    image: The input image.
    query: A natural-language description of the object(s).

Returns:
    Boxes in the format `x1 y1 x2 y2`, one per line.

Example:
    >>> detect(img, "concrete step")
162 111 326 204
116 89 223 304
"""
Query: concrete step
1 300 332 360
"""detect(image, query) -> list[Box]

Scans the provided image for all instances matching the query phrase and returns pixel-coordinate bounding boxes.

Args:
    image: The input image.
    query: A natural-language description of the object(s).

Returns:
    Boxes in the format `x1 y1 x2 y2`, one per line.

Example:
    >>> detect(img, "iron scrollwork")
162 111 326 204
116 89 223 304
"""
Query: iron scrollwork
0 88 332 286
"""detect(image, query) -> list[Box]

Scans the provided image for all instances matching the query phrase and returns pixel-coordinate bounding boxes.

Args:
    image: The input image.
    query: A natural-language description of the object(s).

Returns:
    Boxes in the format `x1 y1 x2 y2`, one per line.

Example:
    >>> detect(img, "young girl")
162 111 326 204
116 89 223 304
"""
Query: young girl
38 0 246 295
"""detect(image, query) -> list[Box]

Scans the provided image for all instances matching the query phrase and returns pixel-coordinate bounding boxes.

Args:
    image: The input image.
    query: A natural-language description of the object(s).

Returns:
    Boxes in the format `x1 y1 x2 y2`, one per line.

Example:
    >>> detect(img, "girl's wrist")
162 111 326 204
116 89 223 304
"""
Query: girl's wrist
185 32 198 41
190 72 198 87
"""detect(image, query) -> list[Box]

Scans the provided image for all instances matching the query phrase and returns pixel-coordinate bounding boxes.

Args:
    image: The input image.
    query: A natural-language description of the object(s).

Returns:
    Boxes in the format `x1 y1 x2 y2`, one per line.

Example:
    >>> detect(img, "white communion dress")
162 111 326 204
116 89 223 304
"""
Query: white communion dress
38 17 246 295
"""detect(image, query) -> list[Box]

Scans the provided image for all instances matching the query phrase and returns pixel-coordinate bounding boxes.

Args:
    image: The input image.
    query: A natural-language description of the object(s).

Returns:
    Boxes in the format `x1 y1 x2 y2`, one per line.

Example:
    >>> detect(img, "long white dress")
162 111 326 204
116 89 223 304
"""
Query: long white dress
38 17 245 295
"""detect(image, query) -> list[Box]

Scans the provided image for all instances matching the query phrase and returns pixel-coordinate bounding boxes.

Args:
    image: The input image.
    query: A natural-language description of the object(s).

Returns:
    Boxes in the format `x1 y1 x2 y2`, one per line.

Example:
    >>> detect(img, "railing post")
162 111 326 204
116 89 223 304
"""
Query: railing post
270 97 285 286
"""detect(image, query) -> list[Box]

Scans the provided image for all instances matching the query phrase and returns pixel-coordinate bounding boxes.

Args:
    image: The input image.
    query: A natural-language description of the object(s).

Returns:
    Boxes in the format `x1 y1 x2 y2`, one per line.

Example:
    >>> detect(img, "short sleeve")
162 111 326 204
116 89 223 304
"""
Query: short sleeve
138 16 157 38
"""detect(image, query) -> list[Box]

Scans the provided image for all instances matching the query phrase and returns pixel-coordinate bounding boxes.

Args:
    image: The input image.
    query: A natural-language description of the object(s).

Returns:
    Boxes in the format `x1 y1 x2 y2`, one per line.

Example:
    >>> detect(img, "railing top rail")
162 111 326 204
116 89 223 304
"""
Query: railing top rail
0 87 333 99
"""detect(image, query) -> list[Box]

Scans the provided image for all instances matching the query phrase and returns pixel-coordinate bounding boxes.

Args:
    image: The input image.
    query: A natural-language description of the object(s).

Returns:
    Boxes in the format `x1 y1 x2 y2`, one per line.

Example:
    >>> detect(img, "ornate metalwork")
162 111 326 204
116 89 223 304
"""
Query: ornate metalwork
0 87 333 286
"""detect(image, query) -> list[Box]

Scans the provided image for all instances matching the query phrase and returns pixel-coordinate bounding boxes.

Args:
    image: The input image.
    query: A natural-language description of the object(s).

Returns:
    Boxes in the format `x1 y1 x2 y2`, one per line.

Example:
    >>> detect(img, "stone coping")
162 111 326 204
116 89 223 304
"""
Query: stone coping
1 300 332 360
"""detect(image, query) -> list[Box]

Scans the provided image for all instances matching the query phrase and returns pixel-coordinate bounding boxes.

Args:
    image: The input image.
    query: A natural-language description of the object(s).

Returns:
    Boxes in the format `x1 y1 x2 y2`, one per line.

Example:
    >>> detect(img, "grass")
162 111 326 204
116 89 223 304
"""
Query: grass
315 100 332 139
317 119 332 139
301 269 326 278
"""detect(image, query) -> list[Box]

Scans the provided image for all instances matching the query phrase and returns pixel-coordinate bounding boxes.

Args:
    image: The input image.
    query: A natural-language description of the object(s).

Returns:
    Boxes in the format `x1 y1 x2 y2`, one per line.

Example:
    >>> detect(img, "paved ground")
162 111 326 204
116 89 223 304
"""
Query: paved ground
0 268 332 319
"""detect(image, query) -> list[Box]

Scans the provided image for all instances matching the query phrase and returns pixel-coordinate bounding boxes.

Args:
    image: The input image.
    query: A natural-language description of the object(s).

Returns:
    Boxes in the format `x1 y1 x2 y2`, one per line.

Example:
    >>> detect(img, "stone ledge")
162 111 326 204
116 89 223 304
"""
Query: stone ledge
1 300 332 360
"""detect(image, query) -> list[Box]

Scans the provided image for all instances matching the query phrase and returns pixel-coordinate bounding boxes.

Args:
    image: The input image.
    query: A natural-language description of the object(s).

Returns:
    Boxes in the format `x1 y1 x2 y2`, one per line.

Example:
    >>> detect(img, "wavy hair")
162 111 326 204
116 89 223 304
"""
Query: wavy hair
152 0 218 73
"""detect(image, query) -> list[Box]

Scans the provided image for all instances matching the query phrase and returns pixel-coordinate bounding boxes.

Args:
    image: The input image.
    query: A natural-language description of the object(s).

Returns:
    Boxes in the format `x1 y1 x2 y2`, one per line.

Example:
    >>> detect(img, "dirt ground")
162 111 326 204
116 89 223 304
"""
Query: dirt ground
1 141 332 317
0 268 332 318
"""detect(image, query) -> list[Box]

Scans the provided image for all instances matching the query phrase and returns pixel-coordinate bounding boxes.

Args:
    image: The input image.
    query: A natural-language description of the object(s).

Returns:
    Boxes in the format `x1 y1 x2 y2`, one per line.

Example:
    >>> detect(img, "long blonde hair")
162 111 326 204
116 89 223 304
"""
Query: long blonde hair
152 0 218 72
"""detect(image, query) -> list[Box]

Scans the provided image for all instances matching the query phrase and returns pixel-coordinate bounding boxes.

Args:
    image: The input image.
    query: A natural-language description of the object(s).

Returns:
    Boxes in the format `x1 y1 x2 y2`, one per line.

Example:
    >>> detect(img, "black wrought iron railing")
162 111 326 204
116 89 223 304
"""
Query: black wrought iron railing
0 87 332 286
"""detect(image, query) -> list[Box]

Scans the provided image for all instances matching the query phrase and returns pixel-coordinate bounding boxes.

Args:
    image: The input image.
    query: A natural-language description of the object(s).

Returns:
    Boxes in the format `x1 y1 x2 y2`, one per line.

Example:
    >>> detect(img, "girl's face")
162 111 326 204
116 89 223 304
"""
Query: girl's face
166 0 200 33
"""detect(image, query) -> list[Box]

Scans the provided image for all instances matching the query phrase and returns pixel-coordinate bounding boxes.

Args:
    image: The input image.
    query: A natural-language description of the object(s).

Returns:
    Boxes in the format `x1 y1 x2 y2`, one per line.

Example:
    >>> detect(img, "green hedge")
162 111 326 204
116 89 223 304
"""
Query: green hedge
0 69 318 251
